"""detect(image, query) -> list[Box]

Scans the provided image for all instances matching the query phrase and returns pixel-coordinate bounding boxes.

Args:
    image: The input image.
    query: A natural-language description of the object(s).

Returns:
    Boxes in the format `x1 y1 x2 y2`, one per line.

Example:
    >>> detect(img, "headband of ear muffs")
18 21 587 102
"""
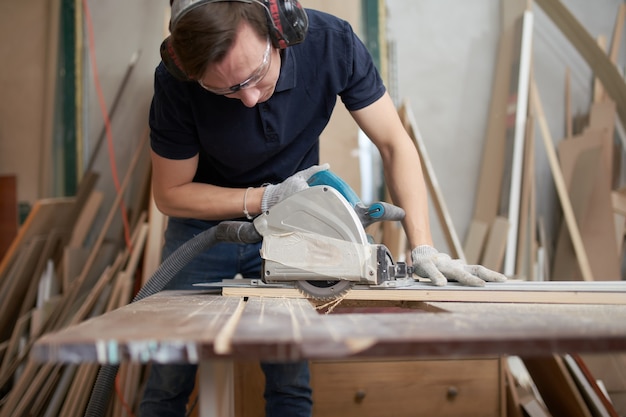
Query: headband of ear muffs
162 0 308 81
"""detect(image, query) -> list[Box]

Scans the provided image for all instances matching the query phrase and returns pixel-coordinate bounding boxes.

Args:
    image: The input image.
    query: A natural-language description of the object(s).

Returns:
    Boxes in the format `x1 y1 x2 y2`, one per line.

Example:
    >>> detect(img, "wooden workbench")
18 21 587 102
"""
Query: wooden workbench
31 283 626 416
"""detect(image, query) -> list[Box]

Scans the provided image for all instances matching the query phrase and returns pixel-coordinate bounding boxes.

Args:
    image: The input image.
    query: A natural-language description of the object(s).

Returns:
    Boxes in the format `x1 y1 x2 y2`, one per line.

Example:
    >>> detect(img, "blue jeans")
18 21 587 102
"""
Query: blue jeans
140 218 312 417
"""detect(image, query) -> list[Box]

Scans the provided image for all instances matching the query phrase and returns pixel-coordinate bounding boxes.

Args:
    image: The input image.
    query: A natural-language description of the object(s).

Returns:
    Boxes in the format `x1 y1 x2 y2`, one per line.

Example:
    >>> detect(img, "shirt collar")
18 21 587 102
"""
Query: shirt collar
274 47 296 92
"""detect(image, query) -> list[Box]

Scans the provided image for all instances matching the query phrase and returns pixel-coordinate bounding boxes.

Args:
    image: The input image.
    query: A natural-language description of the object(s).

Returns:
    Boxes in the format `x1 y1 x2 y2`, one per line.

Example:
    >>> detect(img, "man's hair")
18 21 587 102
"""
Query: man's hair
171 2 269 80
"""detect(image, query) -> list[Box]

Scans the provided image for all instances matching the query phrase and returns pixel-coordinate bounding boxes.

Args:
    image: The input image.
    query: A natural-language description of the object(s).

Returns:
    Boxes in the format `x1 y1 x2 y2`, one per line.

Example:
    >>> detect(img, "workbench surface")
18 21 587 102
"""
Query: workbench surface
32 289 626 364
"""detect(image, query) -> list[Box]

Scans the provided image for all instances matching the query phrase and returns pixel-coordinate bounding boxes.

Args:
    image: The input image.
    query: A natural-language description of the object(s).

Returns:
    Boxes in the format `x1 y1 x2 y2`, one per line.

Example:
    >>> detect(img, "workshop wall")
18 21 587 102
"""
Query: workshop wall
0 0 167 254
303 0 365 198
80 0 166 247
0 1 59 204
386 0 626 259
3 0 624 270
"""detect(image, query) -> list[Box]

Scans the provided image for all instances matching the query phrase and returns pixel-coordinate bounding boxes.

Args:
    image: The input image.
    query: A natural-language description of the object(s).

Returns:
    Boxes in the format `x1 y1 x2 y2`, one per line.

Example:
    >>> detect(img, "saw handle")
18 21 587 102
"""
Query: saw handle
307 169 361 205
307 170 405 228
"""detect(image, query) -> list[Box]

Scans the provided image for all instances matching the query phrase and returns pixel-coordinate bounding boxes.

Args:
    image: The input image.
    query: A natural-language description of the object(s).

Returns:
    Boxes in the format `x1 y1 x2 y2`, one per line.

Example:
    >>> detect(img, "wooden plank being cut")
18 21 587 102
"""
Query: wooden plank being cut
221 280 626 305
515 115 536 280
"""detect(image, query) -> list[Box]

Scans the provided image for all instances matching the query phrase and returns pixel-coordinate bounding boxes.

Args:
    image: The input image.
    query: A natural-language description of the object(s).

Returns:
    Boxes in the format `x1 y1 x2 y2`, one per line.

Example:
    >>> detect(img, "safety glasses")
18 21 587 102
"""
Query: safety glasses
198 36 272 95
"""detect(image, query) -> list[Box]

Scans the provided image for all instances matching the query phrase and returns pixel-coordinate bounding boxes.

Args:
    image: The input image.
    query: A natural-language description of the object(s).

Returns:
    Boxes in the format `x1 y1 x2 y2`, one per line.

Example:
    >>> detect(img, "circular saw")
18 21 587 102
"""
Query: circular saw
252 170 413 300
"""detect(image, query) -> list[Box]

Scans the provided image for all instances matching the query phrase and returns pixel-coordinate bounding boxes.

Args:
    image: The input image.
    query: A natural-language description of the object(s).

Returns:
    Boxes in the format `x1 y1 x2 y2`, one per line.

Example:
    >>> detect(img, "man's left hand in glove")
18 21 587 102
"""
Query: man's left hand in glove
411 245 507 287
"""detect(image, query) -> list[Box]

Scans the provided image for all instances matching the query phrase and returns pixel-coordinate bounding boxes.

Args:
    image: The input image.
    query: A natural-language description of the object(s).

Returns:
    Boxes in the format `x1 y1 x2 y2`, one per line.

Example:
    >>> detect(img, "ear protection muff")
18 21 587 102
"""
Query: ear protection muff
262 0 308 49
161 0 308 80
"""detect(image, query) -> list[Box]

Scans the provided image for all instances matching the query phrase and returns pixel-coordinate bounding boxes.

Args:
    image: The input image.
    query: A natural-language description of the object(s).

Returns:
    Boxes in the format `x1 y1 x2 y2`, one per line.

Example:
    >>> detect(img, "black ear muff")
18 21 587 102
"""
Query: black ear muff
159 35 190 81
264 0 308 49
163 0 309 79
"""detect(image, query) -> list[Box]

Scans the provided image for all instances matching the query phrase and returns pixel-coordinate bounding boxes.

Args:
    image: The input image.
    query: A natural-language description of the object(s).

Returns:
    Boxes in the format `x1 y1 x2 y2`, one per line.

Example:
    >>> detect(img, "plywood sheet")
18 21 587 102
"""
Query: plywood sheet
552 130 620 281
521 355 592 417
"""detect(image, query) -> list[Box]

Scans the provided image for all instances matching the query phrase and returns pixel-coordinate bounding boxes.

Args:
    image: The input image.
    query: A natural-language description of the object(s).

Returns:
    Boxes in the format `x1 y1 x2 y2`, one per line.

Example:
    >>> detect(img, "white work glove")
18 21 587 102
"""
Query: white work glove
411 245 507 287
261 164 330 212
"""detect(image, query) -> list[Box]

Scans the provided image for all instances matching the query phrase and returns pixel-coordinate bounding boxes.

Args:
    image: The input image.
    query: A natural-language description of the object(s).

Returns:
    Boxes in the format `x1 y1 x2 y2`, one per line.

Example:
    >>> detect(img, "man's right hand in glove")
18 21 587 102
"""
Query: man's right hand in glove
261 164 330 212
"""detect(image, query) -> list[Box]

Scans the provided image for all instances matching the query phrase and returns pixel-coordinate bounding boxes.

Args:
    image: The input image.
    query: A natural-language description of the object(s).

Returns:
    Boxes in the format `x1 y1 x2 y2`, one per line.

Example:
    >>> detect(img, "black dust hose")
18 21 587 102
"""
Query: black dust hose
84 221 262 417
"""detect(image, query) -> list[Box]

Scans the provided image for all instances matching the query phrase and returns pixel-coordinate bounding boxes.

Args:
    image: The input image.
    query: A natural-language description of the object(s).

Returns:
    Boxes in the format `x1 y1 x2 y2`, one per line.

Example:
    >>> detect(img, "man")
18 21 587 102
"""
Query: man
143 1 506 415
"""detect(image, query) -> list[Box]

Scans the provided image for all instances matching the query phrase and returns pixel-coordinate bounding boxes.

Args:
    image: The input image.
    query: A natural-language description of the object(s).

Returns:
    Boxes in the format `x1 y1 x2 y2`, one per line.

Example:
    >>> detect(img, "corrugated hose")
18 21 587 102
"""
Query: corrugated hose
84 221 261 417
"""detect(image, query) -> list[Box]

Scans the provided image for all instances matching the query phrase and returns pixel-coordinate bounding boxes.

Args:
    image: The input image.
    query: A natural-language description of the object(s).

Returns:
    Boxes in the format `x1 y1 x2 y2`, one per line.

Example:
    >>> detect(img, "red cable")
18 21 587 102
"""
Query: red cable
82 0 132 250
115 372 137 417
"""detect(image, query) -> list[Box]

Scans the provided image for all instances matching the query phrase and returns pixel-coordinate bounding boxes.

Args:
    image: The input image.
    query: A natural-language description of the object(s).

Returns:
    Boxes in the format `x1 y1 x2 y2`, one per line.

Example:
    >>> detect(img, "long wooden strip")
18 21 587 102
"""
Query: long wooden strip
531 80 594 281
50 128 149 330
608 3 626 64
0 130 150 407
565 68 572 138
481 216 509 271
594 35 608 104
473 0 531 223
398 99 465 260
465 0 531 263
221 281 626 305
503 10 534 276
535 0 626 128
141 190 167 286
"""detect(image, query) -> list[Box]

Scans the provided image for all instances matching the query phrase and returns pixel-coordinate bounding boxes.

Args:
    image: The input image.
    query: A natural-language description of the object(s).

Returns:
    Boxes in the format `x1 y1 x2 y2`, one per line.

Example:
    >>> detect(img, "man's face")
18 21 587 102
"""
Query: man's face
198 23 280 107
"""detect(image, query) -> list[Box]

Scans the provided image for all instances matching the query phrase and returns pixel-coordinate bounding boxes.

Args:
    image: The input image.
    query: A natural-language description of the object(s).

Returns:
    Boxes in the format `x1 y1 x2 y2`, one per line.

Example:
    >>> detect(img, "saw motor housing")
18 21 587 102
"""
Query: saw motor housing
253 185 409 288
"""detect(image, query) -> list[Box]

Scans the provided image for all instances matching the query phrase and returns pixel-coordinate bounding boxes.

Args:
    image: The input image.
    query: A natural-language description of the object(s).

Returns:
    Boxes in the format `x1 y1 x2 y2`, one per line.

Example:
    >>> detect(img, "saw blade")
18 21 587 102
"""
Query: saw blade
295 280 353 300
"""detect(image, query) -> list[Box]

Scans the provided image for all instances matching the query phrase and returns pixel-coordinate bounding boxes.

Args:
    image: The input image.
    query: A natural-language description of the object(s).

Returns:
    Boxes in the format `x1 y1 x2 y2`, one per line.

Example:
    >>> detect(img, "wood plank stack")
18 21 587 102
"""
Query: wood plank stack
0 131 159 417
464 0 626 282
459 1 626 416
1 0 625 415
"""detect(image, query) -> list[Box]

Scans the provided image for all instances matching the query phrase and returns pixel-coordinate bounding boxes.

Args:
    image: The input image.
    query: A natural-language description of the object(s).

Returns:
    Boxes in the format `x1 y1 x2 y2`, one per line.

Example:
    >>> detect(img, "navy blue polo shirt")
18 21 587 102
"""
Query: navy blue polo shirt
149 9 386 188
